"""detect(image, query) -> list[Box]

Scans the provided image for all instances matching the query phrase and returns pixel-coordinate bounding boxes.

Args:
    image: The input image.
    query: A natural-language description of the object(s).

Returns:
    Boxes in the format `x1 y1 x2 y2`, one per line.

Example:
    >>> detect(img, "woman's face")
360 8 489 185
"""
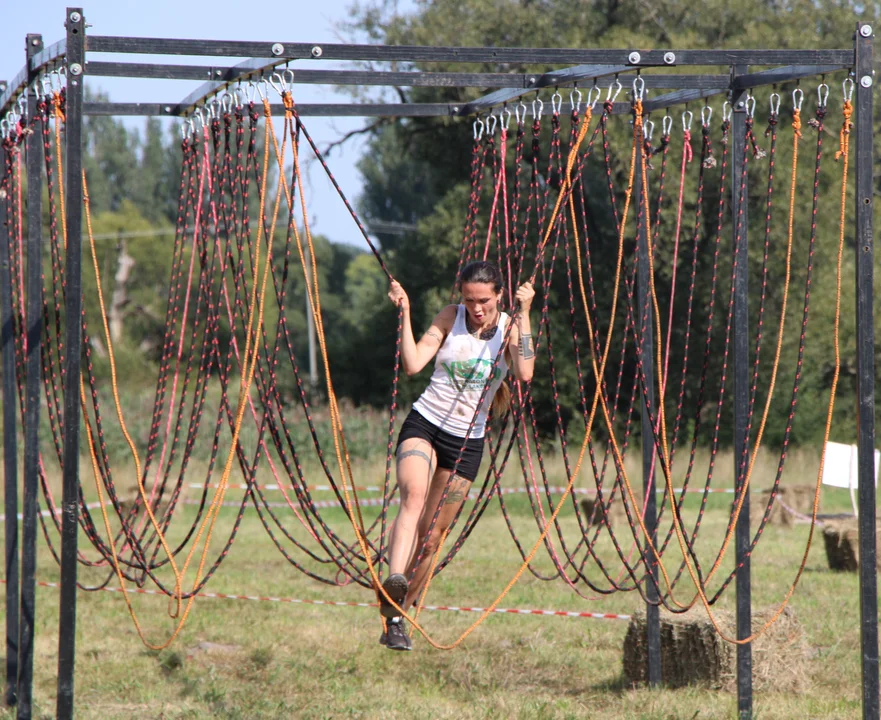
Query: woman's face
461 281 501 325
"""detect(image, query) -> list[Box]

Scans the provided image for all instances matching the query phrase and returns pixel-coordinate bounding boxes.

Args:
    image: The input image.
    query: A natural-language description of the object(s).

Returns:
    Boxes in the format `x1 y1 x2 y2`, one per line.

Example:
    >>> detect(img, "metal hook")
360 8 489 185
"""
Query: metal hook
570 87 582 113
531 97 543 121
722 100 732 123
515 101 527 126
587 83 601 110
769 92 781 116
817 82 829 108
682 109 694 131
701 104 713 127
220 92 234 114
792 87 804 112
644 119 654 142
607 78 623 104
194 107 207 131
632 76 645 102
256 78 269 102
486 113 498 136
283 68 296 86
501 106 512 130
843 77 855 103
267 71 286 96
746 94 756 119
551 91 563 116
473 117 485 140
662 114 673 137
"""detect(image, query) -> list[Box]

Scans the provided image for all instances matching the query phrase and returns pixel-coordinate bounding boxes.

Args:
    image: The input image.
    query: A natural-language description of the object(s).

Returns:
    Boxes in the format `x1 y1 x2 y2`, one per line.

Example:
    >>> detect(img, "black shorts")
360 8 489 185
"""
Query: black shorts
396 410 484 482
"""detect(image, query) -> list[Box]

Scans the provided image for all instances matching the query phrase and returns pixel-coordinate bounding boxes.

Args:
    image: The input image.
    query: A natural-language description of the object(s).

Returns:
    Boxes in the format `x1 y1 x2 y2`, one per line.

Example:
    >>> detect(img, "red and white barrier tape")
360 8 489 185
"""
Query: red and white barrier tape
4 578 630 621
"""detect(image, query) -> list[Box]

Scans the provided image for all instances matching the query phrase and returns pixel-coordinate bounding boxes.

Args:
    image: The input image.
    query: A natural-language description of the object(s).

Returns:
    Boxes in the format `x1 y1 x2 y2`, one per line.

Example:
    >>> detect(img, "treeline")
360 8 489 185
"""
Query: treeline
71 0 881 450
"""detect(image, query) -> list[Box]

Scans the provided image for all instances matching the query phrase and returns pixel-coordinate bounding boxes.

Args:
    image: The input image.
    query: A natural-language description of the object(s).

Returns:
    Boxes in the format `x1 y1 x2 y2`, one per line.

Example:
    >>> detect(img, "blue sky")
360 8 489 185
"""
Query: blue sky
0 0 407 248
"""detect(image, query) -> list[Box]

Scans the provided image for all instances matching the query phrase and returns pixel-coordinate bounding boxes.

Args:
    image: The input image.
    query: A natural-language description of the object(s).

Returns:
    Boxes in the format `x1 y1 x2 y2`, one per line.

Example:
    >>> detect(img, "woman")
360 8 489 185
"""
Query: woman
379 260 535 651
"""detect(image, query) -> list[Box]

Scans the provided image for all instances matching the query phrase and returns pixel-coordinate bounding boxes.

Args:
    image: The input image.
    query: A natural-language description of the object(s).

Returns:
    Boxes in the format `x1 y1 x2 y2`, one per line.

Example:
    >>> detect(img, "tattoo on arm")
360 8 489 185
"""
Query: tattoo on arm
398 448 435 473
425 328 443 344
518 332 535 360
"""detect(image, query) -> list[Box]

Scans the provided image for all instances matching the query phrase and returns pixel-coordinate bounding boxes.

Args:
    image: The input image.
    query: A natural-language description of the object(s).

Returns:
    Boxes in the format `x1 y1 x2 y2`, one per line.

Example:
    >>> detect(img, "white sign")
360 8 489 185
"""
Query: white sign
821 441 879 489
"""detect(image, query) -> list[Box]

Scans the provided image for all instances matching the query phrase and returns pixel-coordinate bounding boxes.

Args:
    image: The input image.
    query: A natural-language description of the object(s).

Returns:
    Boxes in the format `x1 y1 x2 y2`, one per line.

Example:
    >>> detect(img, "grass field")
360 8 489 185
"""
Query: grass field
0 442 872 719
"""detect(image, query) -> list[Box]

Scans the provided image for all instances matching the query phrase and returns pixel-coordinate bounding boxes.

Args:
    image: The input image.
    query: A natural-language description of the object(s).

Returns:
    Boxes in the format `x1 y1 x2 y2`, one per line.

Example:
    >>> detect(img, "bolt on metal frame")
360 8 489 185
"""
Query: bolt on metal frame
0 9 875 720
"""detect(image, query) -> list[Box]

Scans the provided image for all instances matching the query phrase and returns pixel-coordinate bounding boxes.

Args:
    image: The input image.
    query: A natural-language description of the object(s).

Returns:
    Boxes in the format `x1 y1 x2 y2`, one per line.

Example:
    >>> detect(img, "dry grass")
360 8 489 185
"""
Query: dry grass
0 444 867 719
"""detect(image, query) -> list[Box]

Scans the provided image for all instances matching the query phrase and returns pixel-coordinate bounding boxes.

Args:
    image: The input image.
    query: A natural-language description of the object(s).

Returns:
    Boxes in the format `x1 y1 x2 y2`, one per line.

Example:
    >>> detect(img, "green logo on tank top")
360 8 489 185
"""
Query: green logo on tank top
442 359 494 392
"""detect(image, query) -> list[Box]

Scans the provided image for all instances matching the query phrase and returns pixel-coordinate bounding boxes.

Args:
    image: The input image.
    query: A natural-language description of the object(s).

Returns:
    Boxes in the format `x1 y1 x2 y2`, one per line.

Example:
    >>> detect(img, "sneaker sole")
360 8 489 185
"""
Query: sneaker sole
387 641 412 651
379 574 409 618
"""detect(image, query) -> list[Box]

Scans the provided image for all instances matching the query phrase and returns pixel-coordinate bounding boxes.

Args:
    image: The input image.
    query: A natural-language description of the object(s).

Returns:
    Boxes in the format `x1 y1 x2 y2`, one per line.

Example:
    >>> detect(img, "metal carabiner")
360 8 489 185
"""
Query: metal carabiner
531 97 543 121
817 82 829 108
245 81 258 104
473 117 485 141
0 119 8 139
644 119 655 142
501 105 512 130
701 104 713 127
632 76 645 102
283 68 296 86
17 94 27 121
662 114 673 137
792 87 804 112
745 94 756 119
551 91 563 116
722 100 732 123
682 109 694 131
607 78 623 104
267 71 286 96
586 83 601 110
843 77 855 103
570 87 582 113
515 101 527 126
769 92 781 116
486 113 498 136
40 75 52 98
256 78 269 102
220 92 234 114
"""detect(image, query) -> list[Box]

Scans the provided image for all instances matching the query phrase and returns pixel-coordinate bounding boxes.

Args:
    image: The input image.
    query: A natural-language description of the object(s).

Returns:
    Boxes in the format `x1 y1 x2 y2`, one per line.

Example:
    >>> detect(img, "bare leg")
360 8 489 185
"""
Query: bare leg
404 470 472 610
386 438 436 576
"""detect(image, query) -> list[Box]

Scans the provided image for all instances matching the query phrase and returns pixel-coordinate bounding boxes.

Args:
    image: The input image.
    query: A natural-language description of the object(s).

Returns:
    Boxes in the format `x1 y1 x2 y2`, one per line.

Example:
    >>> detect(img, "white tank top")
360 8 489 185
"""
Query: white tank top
413 305 509 439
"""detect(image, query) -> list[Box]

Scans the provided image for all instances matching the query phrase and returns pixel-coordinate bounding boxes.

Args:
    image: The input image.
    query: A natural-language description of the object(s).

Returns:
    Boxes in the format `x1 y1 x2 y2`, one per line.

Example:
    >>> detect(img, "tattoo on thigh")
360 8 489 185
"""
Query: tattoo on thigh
444 476 471 505
398 448 434 472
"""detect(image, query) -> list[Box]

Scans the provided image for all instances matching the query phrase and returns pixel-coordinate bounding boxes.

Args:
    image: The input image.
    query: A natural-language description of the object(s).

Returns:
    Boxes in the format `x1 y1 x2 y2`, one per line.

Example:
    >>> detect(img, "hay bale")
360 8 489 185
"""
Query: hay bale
117 486 171 521
580 490 643 527
822 518 881 572
622 606 808 692
736 484 819 528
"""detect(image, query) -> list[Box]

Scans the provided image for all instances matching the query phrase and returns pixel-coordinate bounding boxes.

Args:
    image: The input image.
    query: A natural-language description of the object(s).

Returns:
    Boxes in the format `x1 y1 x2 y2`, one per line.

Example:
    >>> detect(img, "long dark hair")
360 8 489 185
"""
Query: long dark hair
459 261 510 418
458 260 503 292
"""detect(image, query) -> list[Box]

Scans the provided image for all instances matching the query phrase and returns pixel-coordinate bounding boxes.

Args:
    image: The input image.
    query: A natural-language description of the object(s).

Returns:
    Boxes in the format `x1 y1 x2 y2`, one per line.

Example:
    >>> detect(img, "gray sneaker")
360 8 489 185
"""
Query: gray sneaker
379 573 409 619
385 619 412 651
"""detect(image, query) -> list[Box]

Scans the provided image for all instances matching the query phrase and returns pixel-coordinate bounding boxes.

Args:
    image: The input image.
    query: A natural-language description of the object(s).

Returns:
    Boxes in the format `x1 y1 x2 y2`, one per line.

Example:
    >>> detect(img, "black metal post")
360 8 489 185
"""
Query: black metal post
731 65 753 720
854 22 878 720
635 111 661 687
0 136 19 709
56 10 85 719
16 33 43 720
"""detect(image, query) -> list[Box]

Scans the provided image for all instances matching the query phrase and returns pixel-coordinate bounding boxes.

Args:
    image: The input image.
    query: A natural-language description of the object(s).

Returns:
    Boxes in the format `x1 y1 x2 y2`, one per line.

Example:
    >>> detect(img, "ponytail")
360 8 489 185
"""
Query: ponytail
490 379 511 419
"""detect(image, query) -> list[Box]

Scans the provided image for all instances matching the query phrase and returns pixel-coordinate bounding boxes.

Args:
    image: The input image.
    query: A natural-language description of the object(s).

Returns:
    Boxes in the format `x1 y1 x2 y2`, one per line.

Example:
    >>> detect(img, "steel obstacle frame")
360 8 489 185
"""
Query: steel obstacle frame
0 9 875 720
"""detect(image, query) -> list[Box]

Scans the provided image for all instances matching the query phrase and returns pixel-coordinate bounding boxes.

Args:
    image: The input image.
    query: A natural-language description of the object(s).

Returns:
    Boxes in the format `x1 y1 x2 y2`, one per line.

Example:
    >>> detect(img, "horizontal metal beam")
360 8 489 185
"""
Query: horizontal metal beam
1 40 68 116
83 100 634 117
644 62 851 112
85 37 854 66
462 64 629 114
85 61 732 91
29 39 66 74
731 63 848 90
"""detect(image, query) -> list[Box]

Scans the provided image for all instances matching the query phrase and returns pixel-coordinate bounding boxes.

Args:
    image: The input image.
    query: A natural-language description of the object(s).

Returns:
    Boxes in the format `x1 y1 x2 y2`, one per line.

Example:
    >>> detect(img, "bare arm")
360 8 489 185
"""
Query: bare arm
506 282 536 383
388 281 456 376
